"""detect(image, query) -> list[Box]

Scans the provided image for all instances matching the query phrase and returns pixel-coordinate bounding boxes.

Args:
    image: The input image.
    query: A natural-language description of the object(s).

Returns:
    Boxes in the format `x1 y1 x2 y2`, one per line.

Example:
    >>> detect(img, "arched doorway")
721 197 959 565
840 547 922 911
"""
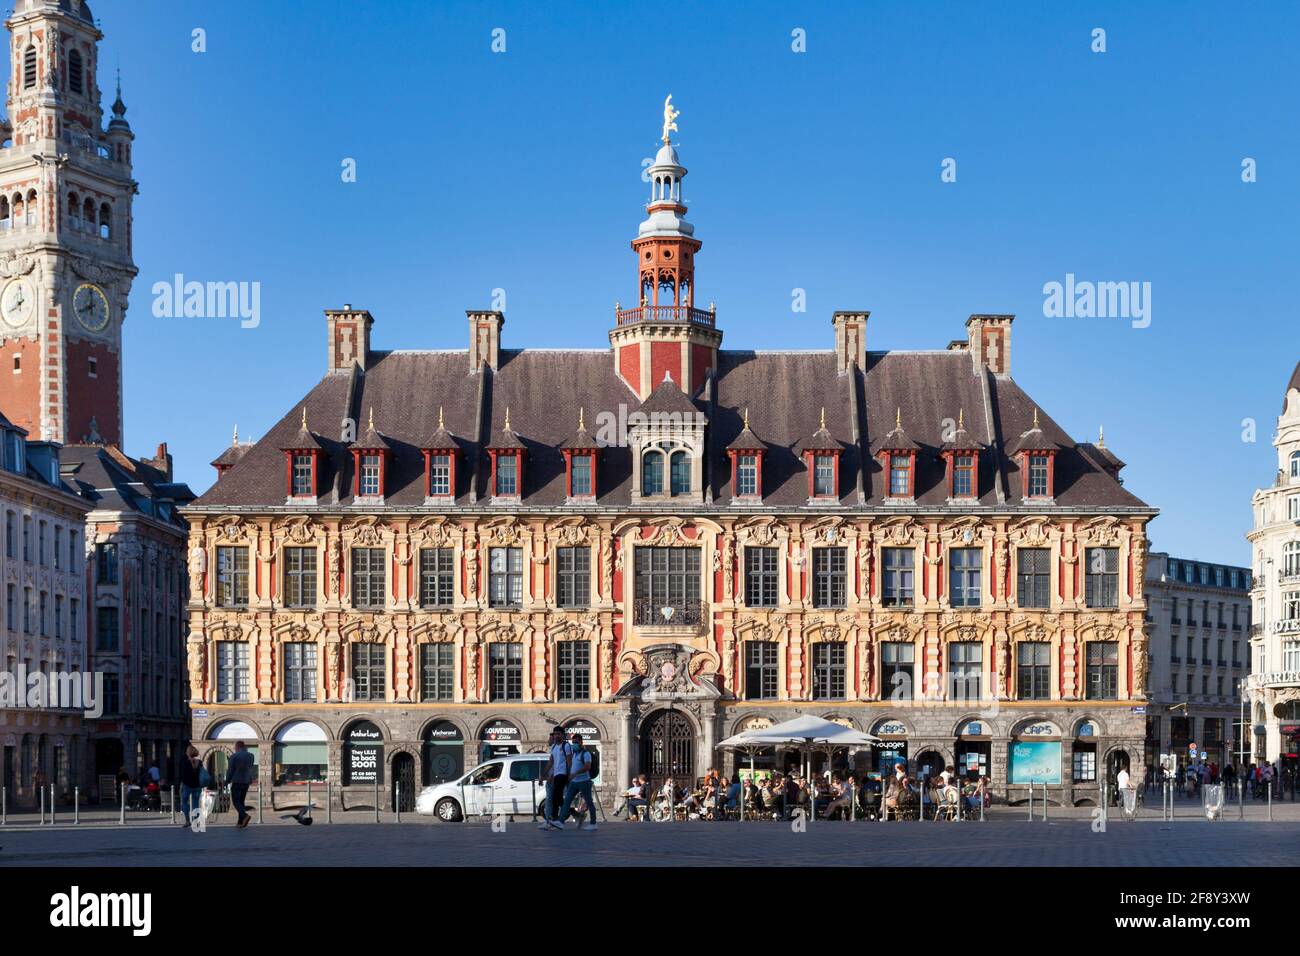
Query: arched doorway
641 709 694 791
1105 749 1131 805
422 721 464 785
392 752 415 812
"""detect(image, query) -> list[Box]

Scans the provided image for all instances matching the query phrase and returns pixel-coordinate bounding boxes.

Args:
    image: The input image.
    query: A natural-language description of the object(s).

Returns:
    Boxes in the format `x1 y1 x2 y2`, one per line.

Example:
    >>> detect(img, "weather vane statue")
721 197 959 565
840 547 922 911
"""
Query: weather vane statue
662 93 680 145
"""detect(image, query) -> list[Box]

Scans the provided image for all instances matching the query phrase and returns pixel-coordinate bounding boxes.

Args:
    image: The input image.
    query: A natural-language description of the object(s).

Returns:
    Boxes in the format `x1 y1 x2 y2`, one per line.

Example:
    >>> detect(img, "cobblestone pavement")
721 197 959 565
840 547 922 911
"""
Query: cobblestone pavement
2 815 1298 867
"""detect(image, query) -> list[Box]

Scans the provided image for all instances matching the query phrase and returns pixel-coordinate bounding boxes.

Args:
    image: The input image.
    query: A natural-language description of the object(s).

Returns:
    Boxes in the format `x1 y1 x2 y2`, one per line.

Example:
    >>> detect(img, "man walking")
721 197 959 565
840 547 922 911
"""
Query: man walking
539 726 570 831
178 746 203 829
225 740 256 829
559 732 597 831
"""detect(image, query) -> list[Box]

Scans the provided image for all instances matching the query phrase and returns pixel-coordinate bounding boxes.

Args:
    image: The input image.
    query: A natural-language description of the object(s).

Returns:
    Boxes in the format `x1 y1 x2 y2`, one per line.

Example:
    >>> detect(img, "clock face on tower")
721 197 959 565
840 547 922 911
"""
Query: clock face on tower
0 277 36 329
73 283 111 333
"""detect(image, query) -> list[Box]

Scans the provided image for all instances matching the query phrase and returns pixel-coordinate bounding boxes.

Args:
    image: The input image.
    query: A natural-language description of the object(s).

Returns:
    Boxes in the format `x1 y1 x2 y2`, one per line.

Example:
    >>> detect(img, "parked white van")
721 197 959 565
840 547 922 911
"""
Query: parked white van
416 753 559 822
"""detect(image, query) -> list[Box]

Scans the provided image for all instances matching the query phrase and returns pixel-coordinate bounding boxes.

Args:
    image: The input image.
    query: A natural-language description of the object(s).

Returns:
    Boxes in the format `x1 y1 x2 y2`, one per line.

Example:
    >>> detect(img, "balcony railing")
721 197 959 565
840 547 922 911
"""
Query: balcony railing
615 304 716 328
633 598 708 627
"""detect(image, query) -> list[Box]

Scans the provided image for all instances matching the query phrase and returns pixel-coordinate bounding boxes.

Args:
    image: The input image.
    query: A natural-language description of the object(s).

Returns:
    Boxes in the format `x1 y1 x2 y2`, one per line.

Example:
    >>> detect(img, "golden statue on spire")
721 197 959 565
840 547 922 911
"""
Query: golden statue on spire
662 94 680 145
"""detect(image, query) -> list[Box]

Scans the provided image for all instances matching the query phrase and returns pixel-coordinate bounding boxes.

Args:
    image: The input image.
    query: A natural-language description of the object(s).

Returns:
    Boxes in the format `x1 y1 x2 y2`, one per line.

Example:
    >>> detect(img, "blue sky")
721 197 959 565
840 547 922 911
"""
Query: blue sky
25 0 1299 563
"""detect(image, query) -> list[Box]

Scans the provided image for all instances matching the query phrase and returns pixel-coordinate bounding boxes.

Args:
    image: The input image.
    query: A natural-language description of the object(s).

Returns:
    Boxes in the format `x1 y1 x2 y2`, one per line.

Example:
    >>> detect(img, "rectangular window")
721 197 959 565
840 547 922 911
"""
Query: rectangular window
1073 748 1097 783
23 587 32 633
1017 547 1051 609
291 455 314 496
69 530 77 573
216 641 249 703
556 546 590 609
556 640 590 701
22 516 30 561
744 546 778 608
96 542 118 584
102 673 119 714
215 546 249 607
37 521 46 565
882 548 914 607
889 454 911 497
952 454 975 498
736 455 758 497
490 642 523 701
351 547 386 609
670 452 691 495
496 455 518 496
284 642 317 703
283 547 317 608
633 547 702 624
420 644 454 702
949 548 982 608
1017 642 1051 699
1085 547 1119 608
812 548 846 608
95 607 118 651
53 527 62 570
949 642 982 700
38 591 47 635
1085 641 1119 700
489 547 524 607
351 643 386 702
429 453 452 496
1028 455 1050 497
813 455 835 497
882 642 914 700
570 455 593 497
359 454 382 497
744 641 779 700
4 511 13 558
812 642 847 699
4 584 13 630
419 548 454 607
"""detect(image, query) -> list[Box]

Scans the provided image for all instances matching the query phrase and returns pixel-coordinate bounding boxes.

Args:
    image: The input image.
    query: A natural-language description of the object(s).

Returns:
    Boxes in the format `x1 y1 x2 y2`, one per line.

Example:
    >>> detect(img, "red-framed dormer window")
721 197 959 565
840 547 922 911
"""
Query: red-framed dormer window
290 453 316 497
1022 451 1055 500
353 451 387 499
810 453 837 498
489 449 524 499
564 451 597 499
423 449 458 499
733 453 761 499
942 450 979 499
880 450 916 499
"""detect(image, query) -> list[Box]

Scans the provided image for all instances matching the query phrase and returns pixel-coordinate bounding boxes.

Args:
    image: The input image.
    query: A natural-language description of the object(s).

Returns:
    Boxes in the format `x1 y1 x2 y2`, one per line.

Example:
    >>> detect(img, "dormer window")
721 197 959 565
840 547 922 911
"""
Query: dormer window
1290 451 1300 480
876 409 919 501
643 451 664 494
889 455 912 496
561 409 599 502
1008 409 1057 502
952 455 975 497
291 455 314 497
940 410 980 501
796 408 841 502
487 408 526 500
280 408 322 501
726 409 766 502
348 408 392 501
423 407 460 501
359 455 382 496
670 450 690 495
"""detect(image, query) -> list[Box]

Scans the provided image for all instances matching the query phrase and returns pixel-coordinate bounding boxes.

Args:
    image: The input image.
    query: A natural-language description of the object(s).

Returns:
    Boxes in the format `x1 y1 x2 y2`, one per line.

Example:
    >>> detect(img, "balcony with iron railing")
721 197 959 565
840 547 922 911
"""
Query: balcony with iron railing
615 303 716 328
633 598 708 628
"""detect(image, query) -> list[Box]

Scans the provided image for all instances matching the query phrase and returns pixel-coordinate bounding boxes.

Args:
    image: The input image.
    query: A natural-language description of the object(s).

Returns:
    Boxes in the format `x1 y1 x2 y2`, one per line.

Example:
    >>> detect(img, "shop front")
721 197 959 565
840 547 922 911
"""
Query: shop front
1008 719 1063 803
869 718 908 781
955 719 991 782
422 720 465 785
727 716 776 784
343 720 384 787
272 720 328 787
478 720 522 762
563 718 603 784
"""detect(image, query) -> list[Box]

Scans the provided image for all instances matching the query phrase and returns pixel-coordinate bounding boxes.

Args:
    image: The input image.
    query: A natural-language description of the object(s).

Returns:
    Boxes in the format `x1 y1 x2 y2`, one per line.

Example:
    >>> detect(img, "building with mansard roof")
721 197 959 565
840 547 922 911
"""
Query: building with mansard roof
182 106 1156 815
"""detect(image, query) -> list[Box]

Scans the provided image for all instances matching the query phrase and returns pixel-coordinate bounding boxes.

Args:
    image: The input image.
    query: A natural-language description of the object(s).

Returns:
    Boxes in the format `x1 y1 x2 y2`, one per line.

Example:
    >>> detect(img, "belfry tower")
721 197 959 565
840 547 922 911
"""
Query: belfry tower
0 0 136 446
610 95 721 400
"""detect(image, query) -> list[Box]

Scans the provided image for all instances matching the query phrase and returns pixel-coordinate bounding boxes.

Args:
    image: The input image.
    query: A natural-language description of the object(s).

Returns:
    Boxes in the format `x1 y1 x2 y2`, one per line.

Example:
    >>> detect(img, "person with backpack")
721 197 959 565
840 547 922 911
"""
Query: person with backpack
539 726 571 831
178 746 204 829
225 740 256 829
558 732 598 831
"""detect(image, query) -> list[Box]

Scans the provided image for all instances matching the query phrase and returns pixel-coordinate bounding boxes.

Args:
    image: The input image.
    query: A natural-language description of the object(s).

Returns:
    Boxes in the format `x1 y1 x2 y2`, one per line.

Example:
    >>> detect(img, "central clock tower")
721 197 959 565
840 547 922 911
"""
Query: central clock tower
0 0 136 447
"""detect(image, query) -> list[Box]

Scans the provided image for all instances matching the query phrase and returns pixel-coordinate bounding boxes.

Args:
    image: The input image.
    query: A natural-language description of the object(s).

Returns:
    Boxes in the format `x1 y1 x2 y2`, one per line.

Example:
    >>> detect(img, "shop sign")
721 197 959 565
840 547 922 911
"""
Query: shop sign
346 722 383 784
1077 721 1097 738
1019 721 1061 738
480 722 521 742
874 720 907 737
1009 741 1062 784
563 719 601 740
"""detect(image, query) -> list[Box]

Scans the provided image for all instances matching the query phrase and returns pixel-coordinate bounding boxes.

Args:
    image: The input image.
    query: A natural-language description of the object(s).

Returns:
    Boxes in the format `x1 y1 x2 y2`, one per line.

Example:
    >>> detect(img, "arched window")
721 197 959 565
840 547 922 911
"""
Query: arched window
67 48 83 95
25 190 37 227
22 47 37 90
642 450 664 495
99 203 111 240
83 197 95 232
67 193 80 229
11 194 22 227
1285 541 1300 578
0 196 9 231
670 450 690 495
1291 451 1300 479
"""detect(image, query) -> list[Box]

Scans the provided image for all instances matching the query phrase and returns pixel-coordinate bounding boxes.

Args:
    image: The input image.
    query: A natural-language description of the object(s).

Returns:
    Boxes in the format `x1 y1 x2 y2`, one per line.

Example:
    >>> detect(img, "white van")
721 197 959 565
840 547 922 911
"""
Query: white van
416 753 552 822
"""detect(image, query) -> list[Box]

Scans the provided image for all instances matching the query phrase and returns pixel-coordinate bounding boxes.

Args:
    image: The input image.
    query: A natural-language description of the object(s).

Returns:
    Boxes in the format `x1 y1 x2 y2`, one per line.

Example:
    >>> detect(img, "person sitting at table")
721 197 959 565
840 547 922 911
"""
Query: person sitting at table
963 775 987 815
743 778 762 817
824 775 855 820
622 775 649 820
763 778 783 819
884 761 910 816
725 776 742 815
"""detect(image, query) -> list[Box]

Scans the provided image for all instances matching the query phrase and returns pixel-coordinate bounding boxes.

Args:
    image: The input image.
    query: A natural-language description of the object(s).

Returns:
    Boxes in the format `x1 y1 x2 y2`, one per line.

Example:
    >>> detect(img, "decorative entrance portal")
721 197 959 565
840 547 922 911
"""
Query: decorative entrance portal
641 709 694 791
392 752 415 812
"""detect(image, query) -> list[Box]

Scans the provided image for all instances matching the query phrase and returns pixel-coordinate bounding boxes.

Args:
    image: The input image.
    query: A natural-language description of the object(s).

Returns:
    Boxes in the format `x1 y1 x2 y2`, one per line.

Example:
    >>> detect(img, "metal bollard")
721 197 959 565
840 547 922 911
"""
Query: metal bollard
39 785 45 825
74 787 79 825
50 785 56 825
307 780 312 822
1 785 5 825
375 776 380 823
395 781 401 824
1041 782 1048 822
1026 784 1033 821
531 778 537 823
327 780 332 824
257 783 263 824
1268 784 1273 821
1238 779 1244 820
170 787 176 825
119 783 126 824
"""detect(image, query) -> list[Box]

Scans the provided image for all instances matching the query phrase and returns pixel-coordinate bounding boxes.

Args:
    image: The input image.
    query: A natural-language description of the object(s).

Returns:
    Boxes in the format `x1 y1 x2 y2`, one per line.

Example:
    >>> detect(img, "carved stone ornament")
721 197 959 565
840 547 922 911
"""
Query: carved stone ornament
216 516 247 541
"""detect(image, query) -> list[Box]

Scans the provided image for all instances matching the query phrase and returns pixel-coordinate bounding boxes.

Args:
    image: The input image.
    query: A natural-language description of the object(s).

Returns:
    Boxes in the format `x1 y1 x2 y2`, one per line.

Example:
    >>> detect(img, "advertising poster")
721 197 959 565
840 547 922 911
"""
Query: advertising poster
1009 740 1062 784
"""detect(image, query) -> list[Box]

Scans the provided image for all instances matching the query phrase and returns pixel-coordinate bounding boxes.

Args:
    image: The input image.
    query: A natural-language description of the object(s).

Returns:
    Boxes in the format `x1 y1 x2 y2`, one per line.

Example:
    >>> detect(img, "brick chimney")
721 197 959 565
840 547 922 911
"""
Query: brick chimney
148 442 173 481
468 310 504 372
966 314 1013 375
326 305 374 371
832 311 869 373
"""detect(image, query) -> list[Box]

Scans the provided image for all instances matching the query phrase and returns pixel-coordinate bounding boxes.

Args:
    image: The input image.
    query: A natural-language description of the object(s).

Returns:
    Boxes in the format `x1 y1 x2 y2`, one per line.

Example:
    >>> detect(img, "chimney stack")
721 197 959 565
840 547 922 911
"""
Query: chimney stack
832 311 869 373
966 314 1013 376
468 310 505 372
325 305 374 372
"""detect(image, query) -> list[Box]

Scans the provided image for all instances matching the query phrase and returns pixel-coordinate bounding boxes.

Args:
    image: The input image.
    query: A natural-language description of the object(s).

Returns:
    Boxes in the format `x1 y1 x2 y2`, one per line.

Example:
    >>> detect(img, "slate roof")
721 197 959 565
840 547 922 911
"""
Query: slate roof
62 444 195 527
190 346 1151 512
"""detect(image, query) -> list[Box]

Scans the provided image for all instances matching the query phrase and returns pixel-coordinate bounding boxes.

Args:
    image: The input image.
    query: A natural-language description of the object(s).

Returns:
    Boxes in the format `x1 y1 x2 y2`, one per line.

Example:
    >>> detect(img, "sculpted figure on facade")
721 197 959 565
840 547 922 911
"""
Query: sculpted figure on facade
188 543 206 596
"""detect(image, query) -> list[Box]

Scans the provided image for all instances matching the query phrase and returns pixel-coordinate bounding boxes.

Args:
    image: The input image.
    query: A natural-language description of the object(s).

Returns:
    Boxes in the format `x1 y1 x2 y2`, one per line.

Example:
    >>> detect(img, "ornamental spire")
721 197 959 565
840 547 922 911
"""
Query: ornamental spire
662 94 680 145
438 405 445 430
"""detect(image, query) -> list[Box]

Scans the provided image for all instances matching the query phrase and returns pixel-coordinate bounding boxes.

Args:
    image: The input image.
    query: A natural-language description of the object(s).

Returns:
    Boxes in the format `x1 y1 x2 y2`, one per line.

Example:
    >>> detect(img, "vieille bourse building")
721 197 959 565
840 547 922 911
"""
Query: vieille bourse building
181 120 1157 812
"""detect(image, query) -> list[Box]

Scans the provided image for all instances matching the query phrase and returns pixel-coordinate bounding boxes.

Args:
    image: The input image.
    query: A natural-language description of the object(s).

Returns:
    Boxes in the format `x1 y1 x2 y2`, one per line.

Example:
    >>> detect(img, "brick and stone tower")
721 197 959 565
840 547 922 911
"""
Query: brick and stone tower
610 95 722 400
0 0 136 446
